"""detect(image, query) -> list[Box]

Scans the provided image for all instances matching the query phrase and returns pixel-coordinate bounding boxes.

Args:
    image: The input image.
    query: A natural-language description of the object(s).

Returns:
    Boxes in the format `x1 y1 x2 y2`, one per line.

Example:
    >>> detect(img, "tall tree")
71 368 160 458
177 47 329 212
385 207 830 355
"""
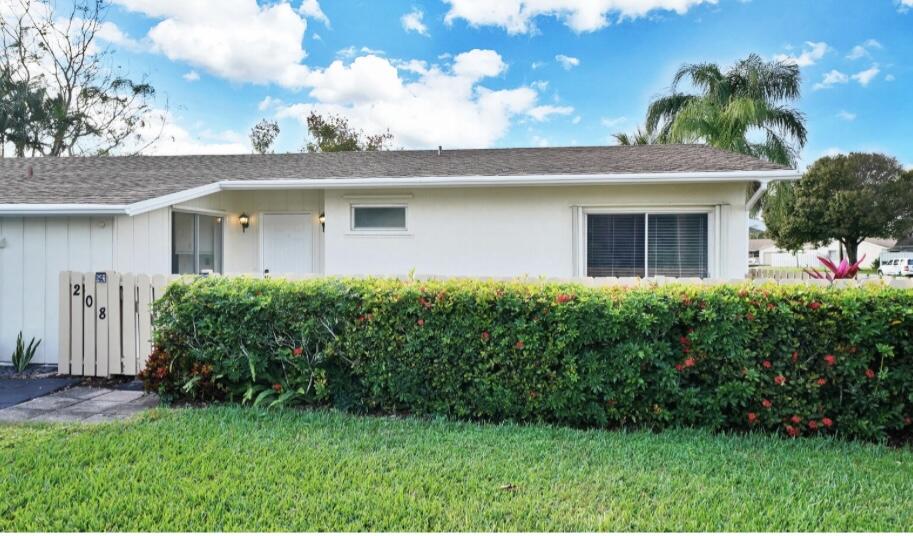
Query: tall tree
303 111 393 153
250 119 280 154
765 153 913 264
644 53 807 166
0 0 161 156
612 126 658 146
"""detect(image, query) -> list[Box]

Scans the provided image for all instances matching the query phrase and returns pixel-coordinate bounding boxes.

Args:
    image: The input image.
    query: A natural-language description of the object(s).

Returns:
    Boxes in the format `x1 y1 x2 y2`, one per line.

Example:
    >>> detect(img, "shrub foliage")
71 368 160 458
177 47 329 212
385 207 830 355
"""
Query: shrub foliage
146 277 913 441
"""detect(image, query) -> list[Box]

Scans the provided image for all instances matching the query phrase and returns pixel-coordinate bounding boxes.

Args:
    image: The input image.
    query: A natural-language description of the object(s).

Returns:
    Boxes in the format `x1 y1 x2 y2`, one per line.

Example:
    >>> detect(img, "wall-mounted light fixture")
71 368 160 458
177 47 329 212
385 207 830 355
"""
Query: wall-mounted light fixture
318 212 326 231
239 212 250 233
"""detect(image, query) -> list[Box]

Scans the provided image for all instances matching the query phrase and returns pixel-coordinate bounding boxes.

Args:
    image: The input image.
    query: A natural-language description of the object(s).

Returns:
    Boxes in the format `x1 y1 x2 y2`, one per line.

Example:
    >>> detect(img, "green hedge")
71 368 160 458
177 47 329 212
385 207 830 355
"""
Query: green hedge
145 277 913 441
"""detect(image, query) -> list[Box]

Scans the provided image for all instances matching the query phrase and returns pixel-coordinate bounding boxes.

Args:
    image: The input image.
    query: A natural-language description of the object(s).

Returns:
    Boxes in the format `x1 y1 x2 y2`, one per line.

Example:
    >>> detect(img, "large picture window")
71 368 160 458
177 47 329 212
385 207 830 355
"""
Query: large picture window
351 205 407 231
172 212 223 274
586 213 708 278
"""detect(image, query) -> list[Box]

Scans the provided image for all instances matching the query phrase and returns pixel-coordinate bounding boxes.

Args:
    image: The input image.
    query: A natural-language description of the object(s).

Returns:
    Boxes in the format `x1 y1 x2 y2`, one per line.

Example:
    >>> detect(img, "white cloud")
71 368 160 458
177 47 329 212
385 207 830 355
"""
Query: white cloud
258 96 282 111
401 8 429 35
898 0 913 11
885 73 896 81
527 105 574 121
600 116 627 128
312 33 322 41
836 110 856 121
774 41 828 67
96 21 144 51
443 0 716 34
529 80 549 91
531 61 547 69
852 65 880 86
298 0 330 26
813 69 848 90
338 46 385 59
113 0 312 88
571 115 581 124
531 135 550 147
132 110 249 155
182 70 200 82
276 49 545 149
555 54 580 70
846 38 882 60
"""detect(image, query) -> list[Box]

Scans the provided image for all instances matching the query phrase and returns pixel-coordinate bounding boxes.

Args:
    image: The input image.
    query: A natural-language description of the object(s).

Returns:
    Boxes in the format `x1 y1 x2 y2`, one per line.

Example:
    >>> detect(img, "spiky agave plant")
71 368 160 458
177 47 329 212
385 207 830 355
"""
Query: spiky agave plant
804 255 867 282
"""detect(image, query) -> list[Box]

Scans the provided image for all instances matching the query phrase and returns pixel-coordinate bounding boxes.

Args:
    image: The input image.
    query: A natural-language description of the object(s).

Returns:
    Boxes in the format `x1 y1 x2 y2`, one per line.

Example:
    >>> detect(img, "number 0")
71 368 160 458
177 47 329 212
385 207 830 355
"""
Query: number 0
85 295 94 308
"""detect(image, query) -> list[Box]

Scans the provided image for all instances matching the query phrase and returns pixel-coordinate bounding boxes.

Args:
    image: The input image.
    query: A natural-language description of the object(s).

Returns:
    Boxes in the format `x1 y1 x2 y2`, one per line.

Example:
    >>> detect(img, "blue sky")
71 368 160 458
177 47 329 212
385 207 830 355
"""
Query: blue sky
102 0 913 167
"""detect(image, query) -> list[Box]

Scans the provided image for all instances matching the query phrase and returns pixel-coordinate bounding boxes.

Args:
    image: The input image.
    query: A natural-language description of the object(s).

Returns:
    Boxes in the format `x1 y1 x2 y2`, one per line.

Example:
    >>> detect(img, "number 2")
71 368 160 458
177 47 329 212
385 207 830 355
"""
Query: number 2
73 284 81 296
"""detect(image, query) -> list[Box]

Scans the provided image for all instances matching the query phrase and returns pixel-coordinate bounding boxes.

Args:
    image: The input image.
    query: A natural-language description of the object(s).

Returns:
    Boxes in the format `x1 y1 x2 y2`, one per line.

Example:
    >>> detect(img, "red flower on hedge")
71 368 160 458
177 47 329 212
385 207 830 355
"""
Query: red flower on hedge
809 301 821 310
785 425 799 437
821 417 833 428
679 336 691 346
556 293 573 304
675 363 684 372
272 383 282 393
746 312 755 321
817 377 827 386
293 346 303 357
481 331 490 342
762 360 772 369
515 340 525 350
774 375 786 385
865 368 876 379
747 412 757 424
790 415 802 424
417 318 425 327
791 351 799 363
824 354 836 366
808 420 818 430
683 357 696 368
762 399 772 409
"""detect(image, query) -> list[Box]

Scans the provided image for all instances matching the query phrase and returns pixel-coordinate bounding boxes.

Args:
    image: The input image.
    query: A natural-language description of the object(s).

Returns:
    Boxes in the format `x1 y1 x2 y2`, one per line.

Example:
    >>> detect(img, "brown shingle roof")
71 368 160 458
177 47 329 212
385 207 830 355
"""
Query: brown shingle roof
0 144 790 206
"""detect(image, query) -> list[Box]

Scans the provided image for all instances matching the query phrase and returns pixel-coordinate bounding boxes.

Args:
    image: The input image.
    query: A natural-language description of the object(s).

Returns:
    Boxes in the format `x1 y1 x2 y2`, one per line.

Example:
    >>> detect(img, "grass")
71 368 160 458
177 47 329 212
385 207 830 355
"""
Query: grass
1 407 912 531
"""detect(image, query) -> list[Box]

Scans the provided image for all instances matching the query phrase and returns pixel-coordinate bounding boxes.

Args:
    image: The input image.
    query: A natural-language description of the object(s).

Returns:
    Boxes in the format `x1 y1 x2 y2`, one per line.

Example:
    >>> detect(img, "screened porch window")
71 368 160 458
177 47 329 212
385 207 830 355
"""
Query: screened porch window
586 213 708 278
172 212 223 275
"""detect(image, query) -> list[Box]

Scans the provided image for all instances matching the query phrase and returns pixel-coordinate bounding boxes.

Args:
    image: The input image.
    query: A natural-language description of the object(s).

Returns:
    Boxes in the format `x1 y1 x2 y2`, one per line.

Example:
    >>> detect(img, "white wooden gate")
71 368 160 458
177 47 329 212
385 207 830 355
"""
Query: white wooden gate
58 271 179 377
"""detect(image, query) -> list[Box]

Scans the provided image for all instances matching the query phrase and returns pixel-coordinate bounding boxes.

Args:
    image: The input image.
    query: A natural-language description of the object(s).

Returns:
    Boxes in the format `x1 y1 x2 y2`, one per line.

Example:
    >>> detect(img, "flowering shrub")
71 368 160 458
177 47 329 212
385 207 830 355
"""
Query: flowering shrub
148 277 913 442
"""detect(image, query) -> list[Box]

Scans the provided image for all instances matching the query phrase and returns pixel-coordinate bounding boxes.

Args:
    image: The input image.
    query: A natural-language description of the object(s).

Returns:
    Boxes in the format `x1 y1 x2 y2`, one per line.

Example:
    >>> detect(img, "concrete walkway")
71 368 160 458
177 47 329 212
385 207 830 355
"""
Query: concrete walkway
0 386 159 423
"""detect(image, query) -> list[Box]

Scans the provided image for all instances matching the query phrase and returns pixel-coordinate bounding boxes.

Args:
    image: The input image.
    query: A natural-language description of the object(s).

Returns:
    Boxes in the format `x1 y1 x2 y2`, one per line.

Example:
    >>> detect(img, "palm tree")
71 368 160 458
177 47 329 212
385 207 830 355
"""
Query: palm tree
645 53 807 166
612 126 658 146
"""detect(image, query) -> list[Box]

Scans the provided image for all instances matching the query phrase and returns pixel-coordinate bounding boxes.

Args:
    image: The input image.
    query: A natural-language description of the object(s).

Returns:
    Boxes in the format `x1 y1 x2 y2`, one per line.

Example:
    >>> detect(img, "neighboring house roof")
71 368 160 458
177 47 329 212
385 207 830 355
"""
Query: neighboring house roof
748 239 775 252
0 144 796 213
864 238 896 249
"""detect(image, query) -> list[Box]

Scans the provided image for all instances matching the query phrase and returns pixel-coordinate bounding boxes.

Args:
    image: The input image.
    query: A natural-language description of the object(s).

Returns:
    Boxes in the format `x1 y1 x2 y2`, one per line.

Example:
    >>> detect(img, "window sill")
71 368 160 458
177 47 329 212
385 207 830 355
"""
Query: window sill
344 231 413 238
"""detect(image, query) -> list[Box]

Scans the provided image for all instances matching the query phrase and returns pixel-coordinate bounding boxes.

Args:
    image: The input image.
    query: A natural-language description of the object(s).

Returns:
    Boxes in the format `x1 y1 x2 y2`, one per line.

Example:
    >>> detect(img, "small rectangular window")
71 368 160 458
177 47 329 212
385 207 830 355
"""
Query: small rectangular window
352 205 407 231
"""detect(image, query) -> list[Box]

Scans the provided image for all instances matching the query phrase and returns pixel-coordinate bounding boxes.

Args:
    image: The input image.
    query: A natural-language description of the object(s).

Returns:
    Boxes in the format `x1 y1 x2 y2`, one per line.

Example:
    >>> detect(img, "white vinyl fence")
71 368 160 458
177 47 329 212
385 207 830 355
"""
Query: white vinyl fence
58 271 182 377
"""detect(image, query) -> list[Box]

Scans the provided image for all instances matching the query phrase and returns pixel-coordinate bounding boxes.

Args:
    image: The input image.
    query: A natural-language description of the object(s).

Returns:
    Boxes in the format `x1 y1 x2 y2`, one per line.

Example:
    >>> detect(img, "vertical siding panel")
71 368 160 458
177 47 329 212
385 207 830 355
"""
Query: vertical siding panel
45 218 70 365
121 273 138 375
68 217 92 271
132 213 150 274
22 218 47 362
0 217 24 363
57 271 71 374
90 217 114 269
69 272 84 375
114 215 134 271
82 271 97 377
107 272 122 375
148 208 171 274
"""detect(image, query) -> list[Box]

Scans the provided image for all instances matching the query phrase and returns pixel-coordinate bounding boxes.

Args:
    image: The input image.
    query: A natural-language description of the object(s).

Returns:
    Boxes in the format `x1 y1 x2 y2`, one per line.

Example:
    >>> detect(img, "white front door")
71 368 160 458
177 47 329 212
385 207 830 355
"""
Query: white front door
261 213 313 274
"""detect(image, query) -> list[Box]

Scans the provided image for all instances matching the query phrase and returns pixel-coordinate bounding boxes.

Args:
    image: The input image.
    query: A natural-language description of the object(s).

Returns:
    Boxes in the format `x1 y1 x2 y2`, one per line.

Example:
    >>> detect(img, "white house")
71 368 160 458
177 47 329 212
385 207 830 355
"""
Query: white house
749 238 895 269
0 145 799 364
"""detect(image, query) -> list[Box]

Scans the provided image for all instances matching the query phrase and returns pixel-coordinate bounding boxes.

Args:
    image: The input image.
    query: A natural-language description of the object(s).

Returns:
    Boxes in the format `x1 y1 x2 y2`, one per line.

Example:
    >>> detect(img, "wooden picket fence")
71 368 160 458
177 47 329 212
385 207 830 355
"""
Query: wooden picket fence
57 271 182 377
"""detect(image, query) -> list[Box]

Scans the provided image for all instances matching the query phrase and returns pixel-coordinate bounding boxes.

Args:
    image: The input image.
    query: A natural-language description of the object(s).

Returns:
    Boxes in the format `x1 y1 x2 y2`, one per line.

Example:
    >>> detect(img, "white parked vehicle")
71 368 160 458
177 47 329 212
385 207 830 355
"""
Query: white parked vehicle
878 258 913 277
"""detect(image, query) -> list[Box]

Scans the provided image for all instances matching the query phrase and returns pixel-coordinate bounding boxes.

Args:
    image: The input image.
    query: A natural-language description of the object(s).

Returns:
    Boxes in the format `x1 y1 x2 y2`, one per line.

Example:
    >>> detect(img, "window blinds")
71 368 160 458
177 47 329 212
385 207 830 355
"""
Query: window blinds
586 213 708 278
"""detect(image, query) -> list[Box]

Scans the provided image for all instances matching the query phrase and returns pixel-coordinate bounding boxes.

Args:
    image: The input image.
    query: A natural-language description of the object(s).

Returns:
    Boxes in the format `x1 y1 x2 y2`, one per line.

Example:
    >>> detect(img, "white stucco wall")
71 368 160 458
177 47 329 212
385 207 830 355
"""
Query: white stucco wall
323 183 751 279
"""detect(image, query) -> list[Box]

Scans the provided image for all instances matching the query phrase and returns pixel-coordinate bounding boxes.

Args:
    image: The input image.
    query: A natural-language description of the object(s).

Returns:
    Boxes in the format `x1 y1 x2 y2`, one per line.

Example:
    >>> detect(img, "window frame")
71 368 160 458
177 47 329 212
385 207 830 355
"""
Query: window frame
171 208 225 275
349 203 409 234
578 206 716 279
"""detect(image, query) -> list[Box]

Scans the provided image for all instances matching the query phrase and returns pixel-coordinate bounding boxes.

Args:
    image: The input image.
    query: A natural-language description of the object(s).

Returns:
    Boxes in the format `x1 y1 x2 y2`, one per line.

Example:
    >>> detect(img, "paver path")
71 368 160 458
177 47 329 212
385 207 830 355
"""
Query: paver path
0 386 159 423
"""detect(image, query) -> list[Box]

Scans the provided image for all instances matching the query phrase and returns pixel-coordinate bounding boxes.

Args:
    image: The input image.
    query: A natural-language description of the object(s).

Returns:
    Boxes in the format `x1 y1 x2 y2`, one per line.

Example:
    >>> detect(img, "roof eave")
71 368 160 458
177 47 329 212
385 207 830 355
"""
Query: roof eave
2 169 801 216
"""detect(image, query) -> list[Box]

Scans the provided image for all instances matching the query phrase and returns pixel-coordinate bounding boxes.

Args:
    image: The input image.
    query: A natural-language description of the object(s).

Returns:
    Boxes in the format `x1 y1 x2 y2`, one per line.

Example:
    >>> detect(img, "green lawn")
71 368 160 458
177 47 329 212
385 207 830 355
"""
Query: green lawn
1 407 912 531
